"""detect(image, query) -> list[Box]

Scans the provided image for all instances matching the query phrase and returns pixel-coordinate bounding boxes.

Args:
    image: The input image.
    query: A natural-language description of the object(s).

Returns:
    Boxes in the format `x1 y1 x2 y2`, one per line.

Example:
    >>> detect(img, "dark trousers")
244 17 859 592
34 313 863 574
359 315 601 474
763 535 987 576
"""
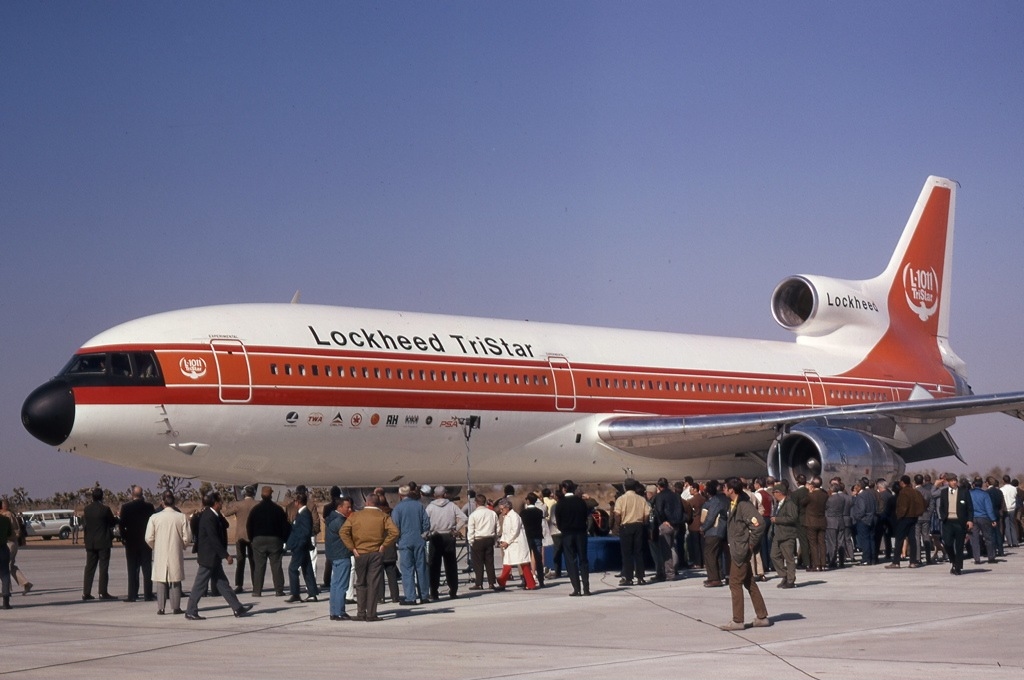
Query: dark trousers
942 520 968 571
796 523 809 567
124 543 154 600
971 519 998 562
619 523 645 581
687 529 704 568
428 533 459 598
806 526 826 569
892 517 919 564
234 538 254 589
471 536 496 588
378 561 400 602
704 535 725 582
83 547 111 597
528 537 545 586
354 552 384 619
550 533 564 575
855 521 877 564
875 517 894 560
561 530 589 594
0 544 11 598
186 561 242 616
251 536 284 595
289 547 319 597
770 535 797 584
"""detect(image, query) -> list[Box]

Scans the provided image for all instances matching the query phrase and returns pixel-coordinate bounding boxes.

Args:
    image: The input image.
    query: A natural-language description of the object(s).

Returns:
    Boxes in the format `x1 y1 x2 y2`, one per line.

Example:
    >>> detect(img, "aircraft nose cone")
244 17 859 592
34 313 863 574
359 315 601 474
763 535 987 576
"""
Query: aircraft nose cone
22 380 75 446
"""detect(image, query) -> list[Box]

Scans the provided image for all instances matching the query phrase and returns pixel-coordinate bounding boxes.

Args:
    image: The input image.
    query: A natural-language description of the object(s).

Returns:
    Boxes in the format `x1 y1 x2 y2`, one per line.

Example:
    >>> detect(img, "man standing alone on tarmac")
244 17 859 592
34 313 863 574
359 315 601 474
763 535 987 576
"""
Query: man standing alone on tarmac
720 478 771 631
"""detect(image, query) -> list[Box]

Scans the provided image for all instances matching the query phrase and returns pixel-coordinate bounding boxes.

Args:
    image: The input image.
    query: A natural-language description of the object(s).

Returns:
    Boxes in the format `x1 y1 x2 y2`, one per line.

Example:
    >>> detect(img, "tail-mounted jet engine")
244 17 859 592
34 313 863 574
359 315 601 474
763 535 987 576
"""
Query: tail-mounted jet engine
771 275 884 338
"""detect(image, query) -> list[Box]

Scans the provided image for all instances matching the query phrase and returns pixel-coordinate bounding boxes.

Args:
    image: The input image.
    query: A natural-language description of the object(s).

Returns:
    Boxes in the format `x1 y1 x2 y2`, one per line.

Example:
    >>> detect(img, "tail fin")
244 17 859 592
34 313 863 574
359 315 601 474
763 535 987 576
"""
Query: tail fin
854 176 962 383
877 176 956 342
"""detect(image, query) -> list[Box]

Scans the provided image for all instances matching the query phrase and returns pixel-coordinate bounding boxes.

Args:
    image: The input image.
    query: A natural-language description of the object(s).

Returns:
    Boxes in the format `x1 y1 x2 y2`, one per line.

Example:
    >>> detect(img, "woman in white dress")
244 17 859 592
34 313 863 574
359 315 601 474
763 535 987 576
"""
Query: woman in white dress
495 498 537 590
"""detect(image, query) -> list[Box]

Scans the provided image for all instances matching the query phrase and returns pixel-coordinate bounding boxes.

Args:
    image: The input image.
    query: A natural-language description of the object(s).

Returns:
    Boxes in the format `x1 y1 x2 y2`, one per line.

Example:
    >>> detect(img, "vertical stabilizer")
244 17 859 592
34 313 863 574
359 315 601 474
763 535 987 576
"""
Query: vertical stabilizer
850 176 959 383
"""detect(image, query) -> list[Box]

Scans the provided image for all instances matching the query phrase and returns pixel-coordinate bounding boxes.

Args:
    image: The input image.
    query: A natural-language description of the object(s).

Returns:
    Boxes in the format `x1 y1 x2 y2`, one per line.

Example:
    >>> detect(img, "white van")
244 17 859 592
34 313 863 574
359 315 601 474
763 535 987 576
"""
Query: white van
21 509 77 540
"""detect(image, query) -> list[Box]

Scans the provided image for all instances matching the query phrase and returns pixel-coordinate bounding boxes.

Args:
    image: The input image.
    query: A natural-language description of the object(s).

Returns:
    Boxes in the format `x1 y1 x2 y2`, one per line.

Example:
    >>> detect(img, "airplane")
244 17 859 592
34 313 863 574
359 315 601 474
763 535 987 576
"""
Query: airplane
21 176 1024 489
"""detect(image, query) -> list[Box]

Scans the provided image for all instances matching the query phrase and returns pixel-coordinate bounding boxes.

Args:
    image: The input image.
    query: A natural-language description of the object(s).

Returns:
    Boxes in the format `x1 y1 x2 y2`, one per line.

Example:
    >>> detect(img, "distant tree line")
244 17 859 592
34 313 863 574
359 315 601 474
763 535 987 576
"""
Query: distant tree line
0 474 334 511
2 466 1017 512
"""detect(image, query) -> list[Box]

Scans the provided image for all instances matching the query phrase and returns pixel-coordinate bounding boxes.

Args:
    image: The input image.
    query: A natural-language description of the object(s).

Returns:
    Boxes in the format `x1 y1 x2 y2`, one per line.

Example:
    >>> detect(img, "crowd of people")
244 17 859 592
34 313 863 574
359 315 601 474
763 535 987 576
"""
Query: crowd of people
1 471 1020 628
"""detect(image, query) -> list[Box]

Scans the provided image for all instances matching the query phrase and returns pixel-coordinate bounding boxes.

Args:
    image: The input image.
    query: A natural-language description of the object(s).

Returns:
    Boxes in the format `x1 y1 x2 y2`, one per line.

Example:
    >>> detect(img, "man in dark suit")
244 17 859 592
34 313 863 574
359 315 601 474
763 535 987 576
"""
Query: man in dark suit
555 480 591 597
82 487 117 601
285 491 319 603
937 473 973 575
247 486 291 597
118 485 156 602
184 492 253 620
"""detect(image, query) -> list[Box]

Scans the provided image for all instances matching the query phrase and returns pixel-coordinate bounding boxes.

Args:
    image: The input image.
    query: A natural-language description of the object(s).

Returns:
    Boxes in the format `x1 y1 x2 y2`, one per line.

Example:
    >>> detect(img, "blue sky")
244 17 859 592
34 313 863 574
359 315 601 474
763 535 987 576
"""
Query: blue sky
3 2 1023 498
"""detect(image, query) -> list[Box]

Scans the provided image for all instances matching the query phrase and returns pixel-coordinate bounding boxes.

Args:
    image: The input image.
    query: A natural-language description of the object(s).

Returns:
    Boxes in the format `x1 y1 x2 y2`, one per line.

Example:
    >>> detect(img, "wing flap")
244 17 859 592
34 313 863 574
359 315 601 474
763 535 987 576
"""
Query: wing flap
597 391 1024 460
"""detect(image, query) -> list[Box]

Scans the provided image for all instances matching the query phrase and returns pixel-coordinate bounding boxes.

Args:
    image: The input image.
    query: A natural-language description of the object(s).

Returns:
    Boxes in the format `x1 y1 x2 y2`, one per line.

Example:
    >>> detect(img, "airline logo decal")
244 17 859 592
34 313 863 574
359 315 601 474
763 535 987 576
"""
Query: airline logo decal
903 263 939 321
331 413 345 427
179 357 208 380
307 412 323 426
285 412 299 426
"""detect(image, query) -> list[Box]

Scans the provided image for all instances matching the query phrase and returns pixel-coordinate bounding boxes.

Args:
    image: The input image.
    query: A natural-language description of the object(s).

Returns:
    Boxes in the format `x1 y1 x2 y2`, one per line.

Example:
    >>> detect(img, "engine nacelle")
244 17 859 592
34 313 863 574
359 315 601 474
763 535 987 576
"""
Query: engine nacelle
767 423 905 488
771 275 886 338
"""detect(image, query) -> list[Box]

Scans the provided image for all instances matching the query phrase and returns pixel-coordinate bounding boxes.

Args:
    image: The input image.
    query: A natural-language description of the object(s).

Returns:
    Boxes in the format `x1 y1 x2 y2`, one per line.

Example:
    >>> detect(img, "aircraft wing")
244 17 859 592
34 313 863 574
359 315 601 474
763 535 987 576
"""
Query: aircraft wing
596 391 1024 461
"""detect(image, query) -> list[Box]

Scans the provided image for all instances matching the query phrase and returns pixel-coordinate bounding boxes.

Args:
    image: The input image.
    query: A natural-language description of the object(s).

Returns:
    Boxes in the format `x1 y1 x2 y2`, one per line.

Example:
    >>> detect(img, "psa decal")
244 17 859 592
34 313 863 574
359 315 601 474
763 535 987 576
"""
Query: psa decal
903 263 939 321
179 357 207 380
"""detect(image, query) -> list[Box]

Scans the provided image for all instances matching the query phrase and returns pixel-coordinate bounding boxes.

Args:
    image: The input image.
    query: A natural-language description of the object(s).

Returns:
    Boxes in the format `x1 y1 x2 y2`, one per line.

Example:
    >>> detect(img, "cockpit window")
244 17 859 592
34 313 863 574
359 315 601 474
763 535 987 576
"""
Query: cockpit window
62 353 107 375
59 351 162 383
111 353 132 377
135 352 159 379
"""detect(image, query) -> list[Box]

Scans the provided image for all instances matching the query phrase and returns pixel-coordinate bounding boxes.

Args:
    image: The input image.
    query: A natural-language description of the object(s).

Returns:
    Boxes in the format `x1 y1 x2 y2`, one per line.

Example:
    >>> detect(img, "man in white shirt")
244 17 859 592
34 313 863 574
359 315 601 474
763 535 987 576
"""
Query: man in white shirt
466 495 498 590
1000 475 1019 548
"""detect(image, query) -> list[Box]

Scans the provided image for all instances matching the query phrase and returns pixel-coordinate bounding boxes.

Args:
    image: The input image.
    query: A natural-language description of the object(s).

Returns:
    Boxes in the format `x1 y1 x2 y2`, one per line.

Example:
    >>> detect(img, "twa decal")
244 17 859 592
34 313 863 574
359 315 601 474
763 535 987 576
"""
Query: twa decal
903 263 939 322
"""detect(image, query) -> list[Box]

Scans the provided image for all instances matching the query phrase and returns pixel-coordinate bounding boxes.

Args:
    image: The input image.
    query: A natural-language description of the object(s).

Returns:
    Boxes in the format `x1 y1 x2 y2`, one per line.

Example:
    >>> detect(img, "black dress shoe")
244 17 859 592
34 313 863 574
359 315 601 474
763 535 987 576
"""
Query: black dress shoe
330 613 352 621
398 600 417 606
124 597 138 603
304 595 318 602
234 586 244 594
157 610 165 615
184 613 206 621
234 604 254 617
172 608 185 615
99 593 117 601
82 594 95 601
583 589 591 596
364 615 382 622
569 591 582 597
285 595 302 603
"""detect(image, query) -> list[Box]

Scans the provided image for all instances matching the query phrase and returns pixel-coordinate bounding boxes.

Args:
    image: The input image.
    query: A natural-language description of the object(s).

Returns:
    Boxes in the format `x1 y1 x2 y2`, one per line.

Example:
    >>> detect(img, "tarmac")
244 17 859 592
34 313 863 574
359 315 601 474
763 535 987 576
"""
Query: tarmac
3 542 1022 679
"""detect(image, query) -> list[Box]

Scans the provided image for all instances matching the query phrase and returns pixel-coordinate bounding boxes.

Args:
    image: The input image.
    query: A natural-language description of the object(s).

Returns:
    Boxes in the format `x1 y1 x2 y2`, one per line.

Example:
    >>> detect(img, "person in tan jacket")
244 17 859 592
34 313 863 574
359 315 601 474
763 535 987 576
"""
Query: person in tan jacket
340 493 399 621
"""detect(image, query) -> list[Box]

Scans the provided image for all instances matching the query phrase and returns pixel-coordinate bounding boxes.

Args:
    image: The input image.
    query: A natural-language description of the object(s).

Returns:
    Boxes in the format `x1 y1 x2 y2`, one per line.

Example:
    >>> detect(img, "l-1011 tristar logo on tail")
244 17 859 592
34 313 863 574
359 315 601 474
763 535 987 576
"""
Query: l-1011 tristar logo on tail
903 263 939 321
178 357 207 380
